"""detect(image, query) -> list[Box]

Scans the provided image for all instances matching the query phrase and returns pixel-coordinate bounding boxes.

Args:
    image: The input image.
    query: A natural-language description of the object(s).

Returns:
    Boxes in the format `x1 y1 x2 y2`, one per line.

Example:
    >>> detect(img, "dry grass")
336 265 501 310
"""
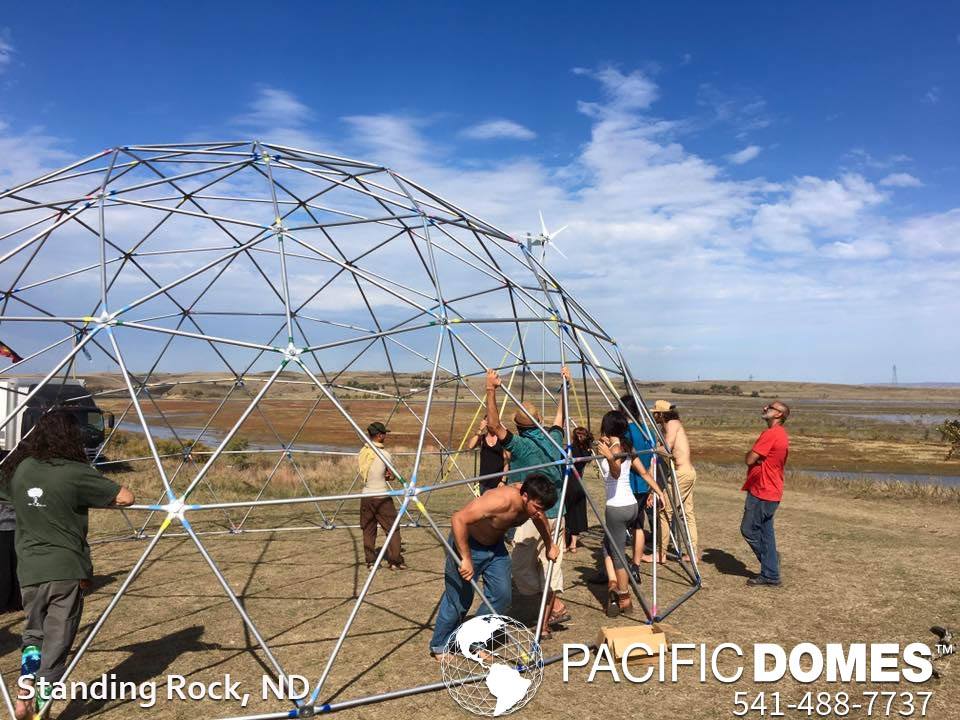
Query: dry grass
91 374 960 477
1 461 958 719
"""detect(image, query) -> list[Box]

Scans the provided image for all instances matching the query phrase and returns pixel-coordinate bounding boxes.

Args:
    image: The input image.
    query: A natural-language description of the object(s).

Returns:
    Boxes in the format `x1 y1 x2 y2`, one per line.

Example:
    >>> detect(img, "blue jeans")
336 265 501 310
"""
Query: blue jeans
429 535 512 654
740 493 780 581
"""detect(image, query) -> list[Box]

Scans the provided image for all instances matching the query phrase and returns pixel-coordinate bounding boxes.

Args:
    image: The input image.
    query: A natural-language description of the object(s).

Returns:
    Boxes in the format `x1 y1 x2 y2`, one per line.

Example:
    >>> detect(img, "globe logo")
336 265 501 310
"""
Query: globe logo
439 615 544 716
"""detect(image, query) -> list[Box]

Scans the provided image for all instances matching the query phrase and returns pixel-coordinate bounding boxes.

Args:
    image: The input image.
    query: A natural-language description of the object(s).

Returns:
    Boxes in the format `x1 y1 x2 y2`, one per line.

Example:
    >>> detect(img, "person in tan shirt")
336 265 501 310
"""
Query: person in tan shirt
647 400 700 564
357 422 405 570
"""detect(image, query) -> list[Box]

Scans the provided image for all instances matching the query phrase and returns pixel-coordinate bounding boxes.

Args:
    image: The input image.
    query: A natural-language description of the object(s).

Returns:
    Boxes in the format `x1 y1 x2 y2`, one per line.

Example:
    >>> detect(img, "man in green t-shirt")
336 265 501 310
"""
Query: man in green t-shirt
484 366 571 637
0 412 134 719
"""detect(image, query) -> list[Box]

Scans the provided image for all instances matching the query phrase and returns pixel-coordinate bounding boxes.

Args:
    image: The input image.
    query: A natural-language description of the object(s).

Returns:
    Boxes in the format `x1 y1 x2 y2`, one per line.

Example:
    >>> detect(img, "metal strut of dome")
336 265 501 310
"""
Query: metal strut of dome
0 141 700 718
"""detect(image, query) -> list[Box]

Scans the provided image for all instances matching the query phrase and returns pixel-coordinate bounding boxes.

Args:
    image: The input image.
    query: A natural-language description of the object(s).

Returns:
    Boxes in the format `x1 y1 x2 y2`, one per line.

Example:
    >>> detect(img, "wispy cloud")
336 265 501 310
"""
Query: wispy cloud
227 86 326 150
0 29 13 73
232 86 312 128
923 86 941 104
697 84 772 136
727 145 761 165
879 172 923 188
846 148 912 170
461 119 536 141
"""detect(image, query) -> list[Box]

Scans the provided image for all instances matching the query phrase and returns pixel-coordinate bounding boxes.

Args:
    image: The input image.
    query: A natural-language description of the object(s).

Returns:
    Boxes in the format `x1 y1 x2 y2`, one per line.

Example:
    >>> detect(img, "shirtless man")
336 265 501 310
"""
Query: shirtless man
648 400 700 563
428 474 558 657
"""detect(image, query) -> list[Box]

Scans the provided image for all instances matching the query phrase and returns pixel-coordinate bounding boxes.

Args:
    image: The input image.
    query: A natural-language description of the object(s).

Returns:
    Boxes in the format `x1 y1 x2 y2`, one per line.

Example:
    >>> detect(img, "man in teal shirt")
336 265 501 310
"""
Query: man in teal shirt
485 367 570 636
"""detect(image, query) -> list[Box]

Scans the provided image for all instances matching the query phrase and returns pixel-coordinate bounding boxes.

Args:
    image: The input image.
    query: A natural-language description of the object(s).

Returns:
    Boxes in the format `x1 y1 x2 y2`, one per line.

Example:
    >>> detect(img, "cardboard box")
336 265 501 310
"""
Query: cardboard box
596 624 667 663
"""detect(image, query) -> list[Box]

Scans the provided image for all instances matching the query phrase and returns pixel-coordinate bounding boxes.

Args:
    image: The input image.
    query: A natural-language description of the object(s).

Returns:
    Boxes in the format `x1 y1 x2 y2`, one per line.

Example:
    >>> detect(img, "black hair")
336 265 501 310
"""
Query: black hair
600 410 633 453
1 409 87 486
656 410 680 423
619 394 640 420
520 473 557 509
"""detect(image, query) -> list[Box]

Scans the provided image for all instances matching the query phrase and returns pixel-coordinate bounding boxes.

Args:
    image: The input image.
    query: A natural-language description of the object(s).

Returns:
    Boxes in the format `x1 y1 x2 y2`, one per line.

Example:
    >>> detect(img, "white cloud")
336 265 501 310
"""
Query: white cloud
879 172 923 188
727 145 761 165
899 209 960 256
341 114 431 169
574 65 659 116
232 86 312 128
461 119 536 141
230 86 320 149
3 67 959 382
924 86 941 104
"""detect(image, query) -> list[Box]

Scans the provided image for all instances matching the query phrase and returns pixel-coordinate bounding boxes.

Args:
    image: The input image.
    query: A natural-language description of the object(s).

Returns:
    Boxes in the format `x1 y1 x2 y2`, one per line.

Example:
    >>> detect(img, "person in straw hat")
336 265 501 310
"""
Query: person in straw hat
647 400 699 564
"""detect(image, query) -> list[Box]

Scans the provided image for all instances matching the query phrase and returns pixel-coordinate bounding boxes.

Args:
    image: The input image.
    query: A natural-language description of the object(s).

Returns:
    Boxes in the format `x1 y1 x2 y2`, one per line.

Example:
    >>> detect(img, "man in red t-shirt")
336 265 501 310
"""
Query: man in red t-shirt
740 401 790 587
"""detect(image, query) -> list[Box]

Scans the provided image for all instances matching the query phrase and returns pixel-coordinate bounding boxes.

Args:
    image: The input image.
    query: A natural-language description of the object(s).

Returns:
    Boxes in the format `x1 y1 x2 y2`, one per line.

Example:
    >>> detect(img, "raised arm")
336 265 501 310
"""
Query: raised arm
485 369 508 441
595 437 621 477
466 419 487 450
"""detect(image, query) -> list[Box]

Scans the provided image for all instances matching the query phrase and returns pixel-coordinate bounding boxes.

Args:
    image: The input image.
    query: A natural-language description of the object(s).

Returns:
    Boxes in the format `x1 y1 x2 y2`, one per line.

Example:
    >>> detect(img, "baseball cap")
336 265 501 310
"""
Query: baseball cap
367 421 390 436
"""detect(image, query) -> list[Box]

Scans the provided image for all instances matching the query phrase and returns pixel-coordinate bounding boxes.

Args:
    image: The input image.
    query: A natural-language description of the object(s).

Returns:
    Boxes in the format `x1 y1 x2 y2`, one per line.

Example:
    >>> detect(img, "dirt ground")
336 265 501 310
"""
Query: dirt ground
1 469 957 720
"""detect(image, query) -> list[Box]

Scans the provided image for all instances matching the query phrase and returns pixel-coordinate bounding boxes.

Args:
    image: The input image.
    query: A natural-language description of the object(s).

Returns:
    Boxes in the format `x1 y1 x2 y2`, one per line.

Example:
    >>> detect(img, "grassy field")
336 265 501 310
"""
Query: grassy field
1 457 958 719
1 378 958 718
88 373 960 478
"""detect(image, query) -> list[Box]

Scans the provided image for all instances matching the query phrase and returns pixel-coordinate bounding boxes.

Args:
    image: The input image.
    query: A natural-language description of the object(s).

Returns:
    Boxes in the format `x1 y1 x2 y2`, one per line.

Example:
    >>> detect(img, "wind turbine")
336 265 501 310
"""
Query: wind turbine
525 210 569 262
524 211 569 415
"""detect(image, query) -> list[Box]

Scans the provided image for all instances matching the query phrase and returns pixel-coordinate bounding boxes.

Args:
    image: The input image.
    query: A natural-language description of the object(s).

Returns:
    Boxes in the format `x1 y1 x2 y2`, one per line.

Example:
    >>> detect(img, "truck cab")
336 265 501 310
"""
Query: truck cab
0 379 114 460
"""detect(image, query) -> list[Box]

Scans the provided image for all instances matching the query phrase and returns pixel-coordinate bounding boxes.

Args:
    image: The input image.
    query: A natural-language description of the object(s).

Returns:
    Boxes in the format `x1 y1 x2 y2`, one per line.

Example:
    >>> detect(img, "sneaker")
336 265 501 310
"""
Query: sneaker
20 646 40 676
746 576 781 587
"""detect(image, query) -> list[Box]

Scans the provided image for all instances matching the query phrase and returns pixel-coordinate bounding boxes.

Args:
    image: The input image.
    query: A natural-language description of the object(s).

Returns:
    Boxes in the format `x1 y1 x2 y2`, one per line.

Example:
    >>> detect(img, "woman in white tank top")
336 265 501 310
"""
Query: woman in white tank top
595 411 639 618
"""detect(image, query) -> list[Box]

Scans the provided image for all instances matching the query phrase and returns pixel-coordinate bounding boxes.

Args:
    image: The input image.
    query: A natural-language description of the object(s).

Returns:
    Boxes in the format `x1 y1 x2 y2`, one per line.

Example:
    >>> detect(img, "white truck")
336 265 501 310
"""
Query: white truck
0 379 114 460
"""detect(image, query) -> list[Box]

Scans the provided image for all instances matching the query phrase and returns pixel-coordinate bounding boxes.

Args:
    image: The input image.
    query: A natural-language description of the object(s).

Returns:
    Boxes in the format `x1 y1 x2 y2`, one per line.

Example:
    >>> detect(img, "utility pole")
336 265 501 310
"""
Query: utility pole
891 364 898 385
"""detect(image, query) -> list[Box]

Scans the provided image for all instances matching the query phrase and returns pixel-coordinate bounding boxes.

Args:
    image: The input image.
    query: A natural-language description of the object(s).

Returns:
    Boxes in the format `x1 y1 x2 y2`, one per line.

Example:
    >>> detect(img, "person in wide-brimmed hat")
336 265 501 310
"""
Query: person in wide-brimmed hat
648 400 700 564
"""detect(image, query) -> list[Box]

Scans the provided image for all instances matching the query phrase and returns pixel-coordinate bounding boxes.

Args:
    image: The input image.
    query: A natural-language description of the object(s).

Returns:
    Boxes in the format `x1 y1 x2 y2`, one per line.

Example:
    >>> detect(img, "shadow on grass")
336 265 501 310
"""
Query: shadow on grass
59 625 223 719
700 548 752 577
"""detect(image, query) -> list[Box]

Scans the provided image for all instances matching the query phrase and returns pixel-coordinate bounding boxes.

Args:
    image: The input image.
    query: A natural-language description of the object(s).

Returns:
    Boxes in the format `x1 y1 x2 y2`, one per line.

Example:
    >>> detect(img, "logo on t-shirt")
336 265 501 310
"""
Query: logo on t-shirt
26 488 46 508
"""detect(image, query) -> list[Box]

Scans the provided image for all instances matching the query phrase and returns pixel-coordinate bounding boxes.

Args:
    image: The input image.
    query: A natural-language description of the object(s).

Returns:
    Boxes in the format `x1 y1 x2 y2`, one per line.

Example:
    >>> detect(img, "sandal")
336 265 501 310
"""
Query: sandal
548 611 572 626
606 584 620 618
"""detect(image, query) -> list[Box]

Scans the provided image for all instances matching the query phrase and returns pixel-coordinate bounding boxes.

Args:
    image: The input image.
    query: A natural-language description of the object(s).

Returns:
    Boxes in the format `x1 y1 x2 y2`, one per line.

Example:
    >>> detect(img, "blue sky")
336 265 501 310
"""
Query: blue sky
1 2 958 383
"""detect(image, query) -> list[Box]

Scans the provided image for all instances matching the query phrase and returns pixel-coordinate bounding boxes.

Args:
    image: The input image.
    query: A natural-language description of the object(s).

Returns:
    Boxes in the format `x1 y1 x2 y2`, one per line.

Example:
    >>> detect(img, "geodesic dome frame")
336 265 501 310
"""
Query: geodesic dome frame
0 142 700 718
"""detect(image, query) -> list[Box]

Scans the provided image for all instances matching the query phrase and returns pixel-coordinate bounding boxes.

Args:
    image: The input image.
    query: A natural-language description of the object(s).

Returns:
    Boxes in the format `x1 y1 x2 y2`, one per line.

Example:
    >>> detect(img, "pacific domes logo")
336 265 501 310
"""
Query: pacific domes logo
439 615 543 717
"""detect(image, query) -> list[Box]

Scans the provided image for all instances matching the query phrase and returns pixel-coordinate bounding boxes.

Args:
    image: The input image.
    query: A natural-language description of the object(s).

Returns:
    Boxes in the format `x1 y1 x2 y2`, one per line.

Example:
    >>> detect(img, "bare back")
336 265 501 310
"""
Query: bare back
664 419 693 472
457 484 532 546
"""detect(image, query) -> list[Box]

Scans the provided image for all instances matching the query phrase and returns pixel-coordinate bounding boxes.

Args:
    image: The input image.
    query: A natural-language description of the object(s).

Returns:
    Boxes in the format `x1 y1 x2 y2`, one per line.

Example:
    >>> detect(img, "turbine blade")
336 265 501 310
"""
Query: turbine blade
539 210 548 237
549 241 569 259
551 225 568 239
